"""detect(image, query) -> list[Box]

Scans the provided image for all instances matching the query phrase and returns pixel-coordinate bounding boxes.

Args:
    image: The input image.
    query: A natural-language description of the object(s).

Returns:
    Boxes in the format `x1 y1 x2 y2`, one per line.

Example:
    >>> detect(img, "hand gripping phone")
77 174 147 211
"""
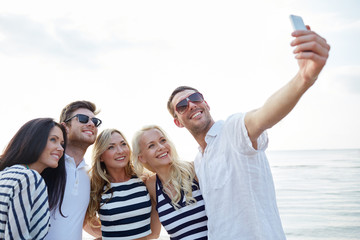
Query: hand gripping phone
289 15 307 31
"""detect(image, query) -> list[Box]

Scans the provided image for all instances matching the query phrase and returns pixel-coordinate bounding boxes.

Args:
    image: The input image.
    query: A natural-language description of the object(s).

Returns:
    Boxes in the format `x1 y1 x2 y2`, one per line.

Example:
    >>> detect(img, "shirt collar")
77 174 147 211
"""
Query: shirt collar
206 120 224 137
198 120 224 152
65 153 87 168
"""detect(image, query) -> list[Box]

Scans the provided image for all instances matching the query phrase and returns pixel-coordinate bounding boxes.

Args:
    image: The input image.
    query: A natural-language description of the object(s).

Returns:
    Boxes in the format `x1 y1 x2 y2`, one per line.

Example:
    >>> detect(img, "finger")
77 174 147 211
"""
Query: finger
291 31 327 47
293 41 330 58
295 51 328 65
291 32 329 51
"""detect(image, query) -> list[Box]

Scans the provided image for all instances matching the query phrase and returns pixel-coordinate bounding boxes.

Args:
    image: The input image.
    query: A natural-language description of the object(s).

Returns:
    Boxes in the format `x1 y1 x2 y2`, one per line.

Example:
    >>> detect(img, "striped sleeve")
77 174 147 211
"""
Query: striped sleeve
0 166 50 240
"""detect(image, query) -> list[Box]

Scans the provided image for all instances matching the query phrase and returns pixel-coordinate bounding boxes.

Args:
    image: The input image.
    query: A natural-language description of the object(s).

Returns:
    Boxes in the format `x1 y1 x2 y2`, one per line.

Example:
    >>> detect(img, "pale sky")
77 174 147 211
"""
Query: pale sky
1 0 359 162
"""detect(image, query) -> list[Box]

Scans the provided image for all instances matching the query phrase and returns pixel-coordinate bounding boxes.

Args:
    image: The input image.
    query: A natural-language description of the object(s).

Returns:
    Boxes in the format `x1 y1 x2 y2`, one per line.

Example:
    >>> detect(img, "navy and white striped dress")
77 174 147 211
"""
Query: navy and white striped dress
0 165 50 240
156 175 208 240
99 176 152 240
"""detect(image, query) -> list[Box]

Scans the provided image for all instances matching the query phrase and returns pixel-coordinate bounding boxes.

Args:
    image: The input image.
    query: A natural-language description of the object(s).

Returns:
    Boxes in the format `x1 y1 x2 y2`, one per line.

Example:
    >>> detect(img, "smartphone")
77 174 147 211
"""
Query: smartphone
289 15 307 31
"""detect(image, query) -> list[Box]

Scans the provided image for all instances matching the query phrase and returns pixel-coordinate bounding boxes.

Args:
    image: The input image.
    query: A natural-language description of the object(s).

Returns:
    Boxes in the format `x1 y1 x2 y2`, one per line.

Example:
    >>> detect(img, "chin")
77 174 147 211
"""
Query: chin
49 162 59 169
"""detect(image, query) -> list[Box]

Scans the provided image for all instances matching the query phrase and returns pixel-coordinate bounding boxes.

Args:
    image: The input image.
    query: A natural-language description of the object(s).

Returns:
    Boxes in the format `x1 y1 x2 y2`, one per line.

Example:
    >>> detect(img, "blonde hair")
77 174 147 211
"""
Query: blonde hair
132 125 196 208
86 129 136 225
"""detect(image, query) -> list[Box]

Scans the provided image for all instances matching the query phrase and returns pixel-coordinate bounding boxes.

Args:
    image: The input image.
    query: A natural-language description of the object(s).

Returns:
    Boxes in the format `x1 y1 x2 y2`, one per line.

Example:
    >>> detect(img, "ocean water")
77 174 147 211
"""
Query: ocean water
268 149 360 240
83 149 360 239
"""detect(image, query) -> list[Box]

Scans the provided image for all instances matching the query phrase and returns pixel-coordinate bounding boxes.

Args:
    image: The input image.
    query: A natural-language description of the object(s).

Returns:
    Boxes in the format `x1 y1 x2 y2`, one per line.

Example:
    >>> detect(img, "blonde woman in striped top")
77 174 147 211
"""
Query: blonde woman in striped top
85 129 161 240
132 125 208 240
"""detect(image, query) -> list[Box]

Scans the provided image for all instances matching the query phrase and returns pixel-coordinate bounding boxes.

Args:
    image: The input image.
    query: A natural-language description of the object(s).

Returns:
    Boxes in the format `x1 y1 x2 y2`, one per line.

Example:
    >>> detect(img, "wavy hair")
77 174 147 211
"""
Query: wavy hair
86 128 135 225
132 125 196 208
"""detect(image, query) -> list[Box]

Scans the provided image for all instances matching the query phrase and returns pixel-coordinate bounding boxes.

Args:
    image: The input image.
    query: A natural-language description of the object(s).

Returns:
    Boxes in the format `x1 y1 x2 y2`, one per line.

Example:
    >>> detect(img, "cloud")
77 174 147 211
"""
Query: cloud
0 14 137 67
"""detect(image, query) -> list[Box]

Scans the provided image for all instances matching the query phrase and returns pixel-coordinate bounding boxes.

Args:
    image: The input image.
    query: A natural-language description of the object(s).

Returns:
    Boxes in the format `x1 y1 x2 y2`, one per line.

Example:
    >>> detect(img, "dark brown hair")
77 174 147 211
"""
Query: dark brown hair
167 86 199 117
59 100 99 124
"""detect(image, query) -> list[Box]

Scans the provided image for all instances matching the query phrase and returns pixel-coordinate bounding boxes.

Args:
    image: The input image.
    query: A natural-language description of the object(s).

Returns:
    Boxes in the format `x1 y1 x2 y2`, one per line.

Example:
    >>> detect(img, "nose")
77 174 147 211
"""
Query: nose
57 144 64 152
87 119 96 127
115 145 125 154
157 142 166 152
188 101 198 111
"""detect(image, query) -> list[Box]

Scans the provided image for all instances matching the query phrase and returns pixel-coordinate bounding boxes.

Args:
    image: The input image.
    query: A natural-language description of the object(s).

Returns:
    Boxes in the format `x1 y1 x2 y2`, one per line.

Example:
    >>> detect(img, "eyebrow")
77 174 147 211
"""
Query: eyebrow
50 135 65 143
109 140 126 145
146 140 155 146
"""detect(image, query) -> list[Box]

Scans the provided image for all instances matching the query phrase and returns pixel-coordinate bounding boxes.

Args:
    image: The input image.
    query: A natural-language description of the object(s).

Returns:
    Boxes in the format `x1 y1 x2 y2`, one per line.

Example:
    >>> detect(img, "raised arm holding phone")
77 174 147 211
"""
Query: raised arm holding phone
166 16 330 239
246 16 330 148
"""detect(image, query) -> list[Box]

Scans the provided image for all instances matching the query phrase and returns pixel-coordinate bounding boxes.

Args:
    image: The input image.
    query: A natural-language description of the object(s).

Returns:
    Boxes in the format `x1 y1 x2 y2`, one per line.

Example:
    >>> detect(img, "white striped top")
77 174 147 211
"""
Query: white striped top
0 165 50 240
99 176 152 240
156 175 208 240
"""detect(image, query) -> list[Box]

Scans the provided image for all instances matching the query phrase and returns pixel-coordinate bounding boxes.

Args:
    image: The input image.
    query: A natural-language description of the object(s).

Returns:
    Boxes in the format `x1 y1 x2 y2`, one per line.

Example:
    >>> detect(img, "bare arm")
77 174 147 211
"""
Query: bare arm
245 27 330 149
83 215 102 238
146 195 161 239
138 175 161 240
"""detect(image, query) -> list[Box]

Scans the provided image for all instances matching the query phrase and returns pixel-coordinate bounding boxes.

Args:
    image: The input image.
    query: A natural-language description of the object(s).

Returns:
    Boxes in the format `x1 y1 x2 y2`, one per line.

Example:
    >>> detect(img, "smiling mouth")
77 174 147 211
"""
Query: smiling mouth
158 152 168 158
191 111 202 119
115 157 126 161
84 130 94 135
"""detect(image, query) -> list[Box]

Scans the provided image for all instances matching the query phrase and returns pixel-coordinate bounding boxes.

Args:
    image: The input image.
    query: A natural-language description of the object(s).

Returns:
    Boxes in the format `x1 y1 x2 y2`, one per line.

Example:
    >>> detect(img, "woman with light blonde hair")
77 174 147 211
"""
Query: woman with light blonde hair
85 128 160 240
132 125 208 240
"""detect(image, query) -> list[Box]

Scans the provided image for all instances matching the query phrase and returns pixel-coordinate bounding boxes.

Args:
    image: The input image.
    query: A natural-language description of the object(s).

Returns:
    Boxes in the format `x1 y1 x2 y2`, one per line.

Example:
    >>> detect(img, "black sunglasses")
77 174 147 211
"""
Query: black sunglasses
175 92 204 115
65 114 102 127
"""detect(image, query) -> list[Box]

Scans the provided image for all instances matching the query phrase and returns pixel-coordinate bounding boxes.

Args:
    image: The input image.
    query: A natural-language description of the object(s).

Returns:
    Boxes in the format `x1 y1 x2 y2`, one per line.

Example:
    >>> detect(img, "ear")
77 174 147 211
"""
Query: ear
100 157 104 162
61 122 70 134
174 118 184 128
204 100 210 111
138 154 147 164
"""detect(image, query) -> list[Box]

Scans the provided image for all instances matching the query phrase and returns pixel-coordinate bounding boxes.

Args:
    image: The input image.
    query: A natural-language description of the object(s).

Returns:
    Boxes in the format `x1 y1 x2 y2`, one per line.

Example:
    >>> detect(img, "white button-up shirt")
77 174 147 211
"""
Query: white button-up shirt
45 154 90 240
194 113 286 239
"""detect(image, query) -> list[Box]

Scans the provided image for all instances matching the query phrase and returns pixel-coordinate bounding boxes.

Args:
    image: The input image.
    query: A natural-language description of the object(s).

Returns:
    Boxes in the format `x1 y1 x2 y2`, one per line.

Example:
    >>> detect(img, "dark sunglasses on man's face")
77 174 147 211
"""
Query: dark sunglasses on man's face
65 114 102 127
175 92 204 115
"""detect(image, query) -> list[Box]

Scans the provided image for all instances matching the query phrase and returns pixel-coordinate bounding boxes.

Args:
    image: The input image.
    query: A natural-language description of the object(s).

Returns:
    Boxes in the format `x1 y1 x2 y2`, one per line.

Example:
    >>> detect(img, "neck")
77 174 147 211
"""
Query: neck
191 120 215 153
65 144 88 166
155 165 178 198
155 165 172 184
26 163 44 174
107 168 130 183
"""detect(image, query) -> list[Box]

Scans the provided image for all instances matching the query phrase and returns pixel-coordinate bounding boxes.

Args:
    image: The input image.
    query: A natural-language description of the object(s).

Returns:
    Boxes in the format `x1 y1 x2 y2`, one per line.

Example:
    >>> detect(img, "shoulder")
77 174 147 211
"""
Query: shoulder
1 166 46 201
1 165 43 187
225 112 245 126
145 175 157 201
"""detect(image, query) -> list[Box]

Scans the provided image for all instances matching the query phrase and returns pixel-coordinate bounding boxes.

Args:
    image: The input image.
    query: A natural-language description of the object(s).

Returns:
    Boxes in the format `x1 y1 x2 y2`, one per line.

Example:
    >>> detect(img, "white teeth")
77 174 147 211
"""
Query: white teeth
159 153 167 158
115 157 125 161
192 112 201 119
84 130 93 135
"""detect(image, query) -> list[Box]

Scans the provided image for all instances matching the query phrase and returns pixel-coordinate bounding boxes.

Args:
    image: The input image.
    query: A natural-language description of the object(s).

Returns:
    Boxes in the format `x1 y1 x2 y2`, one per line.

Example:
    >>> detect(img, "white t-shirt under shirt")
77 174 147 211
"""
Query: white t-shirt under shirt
45 154 90 240
194 113 286 239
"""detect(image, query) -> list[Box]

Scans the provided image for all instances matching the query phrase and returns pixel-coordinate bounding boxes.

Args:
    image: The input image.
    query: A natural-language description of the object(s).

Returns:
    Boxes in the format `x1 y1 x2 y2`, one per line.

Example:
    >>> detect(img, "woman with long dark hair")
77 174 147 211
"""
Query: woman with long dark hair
0 118 67 239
